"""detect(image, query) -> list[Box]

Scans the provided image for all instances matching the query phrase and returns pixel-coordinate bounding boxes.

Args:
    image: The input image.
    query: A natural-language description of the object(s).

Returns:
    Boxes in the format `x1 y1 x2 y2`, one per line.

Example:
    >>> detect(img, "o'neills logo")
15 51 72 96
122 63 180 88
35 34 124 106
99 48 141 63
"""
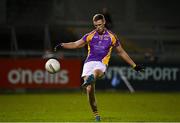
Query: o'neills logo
8 68 69 85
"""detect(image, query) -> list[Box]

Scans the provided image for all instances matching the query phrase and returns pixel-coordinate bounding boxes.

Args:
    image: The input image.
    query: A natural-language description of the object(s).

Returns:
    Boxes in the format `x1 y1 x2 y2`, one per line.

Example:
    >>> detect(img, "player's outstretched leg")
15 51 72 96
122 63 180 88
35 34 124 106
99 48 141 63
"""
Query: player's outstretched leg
86 84 100 122
81 74 95 88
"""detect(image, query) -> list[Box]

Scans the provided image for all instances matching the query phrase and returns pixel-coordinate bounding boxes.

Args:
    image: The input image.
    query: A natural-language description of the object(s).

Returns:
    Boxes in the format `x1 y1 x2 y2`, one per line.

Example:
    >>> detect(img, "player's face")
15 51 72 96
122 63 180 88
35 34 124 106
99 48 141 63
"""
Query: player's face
93 19 105 34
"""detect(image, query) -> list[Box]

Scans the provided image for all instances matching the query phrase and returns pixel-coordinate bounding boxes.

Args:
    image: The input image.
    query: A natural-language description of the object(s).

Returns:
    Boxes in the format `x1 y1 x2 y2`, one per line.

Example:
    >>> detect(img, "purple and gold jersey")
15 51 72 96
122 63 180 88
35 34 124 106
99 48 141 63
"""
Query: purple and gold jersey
82 29 120 65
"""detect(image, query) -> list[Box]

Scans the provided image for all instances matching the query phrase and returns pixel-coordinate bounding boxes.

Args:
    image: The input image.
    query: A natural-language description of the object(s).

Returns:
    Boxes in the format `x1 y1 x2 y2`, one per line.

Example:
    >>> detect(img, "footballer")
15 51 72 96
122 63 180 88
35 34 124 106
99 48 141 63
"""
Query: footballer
54 14 144 122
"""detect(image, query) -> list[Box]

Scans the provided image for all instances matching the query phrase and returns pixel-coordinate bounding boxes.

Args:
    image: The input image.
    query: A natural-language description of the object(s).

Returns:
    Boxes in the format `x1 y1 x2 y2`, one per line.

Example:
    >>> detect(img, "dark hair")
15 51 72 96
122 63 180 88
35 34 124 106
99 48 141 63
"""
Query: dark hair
93 14 105 21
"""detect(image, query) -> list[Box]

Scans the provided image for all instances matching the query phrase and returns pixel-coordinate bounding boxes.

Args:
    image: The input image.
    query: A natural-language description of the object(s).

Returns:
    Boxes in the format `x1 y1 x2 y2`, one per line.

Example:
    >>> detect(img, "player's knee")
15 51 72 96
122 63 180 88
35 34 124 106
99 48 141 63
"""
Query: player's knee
94 69 104 78
86 85 93 93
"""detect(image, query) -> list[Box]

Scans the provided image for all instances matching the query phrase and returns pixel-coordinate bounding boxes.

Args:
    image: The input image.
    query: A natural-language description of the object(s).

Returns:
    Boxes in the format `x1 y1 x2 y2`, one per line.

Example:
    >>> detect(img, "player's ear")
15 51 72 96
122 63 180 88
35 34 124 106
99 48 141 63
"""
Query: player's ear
103 19 106 25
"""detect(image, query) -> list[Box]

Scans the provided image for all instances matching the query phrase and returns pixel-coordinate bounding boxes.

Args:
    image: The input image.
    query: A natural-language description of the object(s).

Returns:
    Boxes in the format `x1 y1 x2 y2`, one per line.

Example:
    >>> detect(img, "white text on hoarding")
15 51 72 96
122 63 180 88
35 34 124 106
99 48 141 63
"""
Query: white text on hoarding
8 69 69 84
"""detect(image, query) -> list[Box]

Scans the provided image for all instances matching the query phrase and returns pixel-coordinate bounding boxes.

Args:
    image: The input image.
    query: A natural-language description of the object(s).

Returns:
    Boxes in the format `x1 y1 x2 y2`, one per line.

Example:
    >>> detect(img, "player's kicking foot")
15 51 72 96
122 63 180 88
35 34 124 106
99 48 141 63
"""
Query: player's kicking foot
81 74 95 88
95 116 101 122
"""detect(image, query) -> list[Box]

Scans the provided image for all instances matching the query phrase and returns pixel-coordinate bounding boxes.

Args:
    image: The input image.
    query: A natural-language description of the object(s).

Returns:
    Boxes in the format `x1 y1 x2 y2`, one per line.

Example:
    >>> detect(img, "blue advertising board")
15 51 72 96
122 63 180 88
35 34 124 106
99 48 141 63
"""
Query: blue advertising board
96 63 180 91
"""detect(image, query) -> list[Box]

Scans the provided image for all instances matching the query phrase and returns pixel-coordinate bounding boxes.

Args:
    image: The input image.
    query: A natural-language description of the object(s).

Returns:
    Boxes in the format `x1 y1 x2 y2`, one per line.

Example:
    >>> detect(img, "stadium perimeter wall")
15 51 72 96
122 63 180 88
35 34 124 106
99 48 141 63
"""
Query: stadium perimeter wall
96 61 180 91
0 58 179 92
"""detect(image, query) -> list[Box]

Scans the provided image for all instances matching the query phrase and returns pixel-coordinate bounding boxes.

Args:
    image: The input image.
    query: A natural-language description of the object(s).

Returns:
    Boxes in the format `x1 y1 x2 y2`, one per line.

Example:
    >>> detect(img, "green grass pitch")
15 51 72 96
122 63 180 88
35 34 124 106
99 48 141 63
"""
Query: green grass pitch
0 91 180 122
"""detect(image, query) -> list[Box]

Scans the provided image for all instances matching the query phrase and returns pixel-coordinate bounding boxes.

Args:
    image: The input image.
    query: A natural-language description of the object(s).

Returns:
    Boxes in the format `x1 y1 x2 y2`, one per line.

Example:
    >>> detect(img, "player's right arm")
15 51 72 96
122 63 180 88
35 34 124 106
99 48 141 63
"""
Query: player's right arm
55 39 86 50
54 31 93 50
61 39 86 49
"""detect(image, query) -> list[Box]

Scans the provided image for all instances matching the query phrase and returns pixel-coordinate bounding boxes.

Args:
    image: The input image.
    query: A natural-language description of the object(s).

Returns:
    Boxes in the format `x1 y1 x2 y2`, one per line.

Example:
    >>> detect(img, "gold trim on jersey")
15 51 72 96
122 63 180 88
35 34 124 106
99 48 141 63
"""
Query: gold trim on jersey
86 31 96 57
86 31 96 42
102 46 113 65
107 31 117 46
102 31 117 65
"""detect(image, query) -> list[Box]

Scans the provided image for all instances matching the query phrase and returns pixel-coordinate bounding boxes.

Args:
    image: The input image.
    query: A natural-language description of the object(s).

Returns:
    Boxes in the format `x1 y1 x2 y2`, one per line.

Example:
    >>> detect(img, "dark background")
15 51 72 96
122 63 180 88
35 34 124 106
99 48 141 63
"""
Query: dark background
0 0 180 91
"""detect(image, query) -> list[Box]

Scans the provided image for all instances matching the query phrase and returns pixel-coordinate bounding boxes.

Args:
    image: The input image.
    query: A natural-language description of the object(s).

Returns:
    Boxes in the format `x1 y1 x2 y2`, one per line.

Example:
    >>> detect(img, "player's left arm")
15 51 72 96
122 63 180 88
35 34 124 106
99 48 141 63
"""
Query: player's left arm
115 44 145 71
115 44 136 67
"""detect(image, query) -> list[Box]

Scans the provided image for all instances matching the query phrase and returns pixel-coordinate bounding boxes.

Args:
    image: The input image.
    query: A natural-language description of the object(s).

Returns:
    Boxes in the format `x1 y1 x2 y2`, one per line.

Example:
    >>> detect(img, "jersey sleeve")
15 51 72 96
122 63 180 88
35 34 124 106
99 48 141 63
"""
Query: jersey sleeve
81 34 89 42
114 38 120 47
112 34 120 47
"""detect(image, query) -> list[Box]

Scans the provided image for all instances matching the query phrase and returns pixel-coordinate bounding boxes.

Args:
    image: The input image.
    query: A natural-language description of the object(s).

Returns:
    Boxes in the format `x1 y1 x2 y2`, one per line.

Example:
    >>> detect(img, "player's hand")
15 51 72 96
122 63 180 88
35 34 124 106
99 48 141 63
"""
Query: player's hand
54 46 57 52
54 43 63 52
133 64 145 72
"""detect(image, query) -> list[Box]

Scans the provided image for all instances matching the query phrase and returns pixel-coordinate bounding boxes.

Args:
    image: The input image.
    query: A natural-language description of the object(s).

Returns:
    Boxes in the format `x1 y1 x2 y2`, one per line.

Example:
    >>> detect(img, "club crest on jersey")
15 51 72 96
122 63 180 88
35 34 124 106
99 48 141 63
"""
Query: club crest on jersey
104 38 109 40
104 35 110 38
